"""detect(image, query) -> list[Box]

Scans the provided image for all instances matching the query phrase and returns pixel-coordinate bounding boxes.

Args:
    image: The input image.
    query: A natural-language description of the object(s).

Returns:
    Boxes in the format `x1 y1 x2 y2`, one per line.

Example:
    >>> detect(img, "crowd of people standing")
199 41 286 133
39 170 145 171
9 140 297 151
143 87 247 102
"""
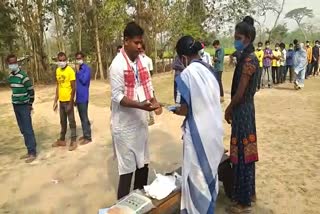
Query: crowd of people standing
5 13 319 214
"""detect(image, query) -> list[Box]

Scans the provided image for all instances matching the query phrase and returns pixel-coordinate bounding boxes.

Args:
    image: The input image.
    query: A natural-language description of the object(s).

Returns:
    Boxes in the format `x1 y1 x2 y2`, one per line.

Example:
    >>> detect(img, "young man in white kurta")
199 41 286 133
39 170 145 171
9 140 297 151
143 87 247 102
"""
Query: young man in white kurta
110 52 152 175
109 22 161 200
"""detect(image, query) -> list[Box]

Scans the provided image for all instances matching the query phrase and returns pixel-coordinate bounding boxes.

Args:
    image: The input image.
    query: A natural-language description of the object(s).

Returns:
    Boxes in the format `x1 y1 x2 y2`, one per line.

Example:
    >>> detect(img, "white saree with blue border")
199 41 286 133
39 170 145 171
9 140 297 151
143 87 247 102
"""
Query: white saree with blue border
175 61 224 214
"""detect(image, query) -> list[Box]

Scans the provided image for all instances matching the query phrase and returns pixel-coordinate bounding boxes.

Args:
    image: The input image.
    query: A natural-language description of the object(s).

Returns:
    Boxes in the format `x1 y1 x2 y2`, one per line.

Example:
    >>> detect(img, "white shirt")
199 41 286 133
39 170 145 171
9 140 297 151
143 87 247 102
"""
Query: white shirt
141 54 154 72
201 51 212 66
281 49 287 66
110 52 153 130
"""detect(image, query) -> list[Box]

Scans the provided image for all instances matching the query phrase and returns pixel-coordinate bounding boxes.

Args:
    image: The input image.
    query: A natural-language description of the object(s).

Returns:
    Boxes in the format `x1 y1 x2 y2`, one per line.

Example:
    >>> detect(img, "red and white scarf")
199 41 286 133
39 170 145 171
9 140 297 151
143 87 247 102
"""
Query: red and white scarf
121 49 153 101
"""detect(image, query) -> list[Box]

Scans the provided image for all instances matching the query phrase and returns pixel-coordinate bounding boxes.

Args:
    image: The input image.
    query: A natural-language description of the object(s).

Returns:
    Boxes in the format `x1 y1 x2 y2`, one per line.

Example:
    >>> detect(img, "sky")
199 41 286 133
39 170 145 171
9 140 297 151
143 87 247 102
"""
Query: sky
258 0 320 31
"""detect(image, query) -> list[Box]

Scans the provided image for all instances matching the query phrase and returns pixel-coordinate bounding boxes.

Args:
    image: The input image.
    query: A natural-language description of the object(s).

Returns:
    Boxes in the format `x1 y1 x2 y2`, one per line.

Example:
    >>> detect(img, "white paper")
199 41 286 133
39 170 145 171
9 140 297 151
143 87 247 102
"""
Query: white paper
136 86 146 102
144 174 177 200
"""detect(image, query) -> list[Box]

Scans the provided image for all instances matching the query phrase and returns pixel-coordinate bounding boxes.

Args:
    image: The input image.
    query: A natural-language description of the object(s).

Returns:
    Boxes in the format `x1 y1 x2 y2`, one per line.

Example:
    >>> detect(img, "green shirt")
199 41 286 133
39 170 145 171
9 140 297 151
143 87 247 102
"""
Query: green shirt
8 69 35 105
214 47 225 72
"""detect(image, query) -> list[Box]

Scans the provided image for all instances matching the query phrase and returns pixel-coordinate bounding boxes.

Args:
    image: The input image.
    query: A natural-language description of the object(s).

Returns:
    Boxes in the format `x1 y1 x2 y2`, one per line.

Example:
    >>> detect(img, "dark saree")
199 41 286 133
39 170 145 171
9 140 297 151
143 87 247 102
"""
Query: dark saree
230 43 259 206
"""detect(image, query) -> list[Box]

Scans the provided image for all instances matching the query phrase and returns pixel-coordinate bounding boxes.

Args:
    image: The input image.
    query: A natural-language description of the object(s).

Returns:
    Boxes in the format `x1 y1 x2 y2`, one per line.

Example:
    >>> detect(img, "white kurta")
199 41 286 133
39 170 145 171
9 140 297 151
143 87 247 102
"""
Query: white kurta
109 52 153 175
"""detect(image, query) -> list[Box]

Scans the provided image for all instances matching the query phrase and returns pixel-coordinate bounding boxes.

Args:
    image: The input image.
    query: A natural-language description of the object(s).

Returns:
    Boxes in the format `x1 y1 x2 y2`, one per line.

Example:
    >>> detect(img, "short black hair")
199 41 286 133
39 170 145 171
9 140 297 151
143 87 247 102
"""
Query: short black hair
279 42 285 49
306 40 310 43
258 42 263 46
117 45 122 50
123 22 144 39
293 39 299 45
289 43 294 47
235 16 256 42
265 40 270 45
275 43 280 47
212 40 220 46
75 51 85 58
57 52 66 58
6 54 17 62
315 40 319 43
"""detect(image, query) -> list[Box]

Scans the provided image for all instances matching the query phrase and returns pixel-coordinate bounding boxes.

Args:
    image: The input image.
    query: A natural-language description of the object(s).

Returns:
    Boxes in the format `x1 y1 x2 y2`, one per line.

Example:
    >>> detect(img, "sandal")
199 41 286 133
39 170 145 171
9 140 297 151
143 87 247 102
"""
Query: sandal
227 204 252 213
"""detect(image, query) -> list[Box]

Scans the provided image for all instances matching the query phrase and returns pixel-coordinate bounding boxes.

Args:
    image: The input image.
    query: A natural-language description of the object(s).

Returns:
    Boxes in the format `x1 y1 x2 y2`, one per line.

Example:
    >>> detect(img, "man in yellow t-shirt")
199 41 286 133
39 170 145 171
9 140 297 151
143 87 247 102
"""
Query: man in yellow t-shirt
272 43 281 84
255 42 264 91
52 52 77 151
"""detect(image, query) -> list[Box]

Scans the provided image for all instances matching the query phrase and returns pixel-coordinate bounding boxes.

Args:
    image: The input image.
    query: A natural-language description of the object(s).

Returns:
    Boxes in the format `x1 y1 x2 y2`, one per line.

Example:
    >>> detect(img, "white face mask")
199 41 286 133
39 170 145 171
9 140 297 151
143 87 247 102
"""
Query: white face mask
76 59 83 65
57 61 67 68
8 64 19 72
199 49 205 57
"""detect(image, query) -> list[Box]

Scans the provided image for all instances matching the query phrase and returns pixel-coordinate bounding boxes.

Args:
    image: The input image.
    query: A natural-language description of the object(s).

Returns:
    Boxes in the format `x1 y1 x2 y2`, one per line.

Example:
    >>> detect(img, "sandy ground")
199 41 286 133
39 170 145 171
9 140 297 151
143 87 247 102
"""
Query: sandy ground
0 71 320 214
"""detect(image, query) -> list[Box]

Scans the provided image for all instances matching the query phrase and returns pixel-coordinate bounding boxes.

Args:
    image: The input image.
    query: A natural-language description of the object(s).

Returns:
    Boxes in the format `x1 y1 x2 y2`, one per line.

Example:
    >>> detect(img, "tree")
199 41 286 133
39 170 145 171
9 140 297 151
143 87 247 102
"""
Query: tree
253 0 286 40
204 0 254 35
270 24 288 42
0 1 19 71
285 7 314 41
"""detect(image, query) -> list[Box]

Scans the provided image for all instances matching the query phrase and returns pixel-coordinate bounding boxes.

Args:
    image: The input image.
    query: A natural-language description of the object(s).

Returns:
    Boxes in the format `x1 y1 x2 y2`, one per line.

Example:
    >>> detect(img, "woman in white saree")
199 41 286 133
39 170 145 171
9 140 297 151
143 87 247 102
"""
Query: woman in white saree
173 36 224 214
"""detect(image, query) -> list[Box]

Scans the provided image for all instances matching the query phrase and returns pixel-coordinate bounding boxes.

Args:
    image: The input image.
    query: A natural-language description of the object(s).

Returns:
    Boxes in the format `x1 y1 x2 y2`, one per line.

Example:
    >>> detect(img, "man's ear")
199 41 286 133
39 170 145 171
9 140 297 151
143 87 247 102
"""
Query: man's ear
124 37 129 46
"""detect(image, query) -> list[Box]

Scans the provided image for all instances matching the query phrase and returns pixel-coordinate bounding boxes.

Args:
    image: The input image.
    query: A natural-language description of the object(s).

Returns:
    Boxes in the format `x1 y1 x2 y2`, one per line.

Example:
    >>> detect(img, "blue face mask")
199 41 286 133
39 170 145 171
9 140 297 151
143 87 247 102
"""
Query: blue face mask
234 40 245 51
8 64 19 72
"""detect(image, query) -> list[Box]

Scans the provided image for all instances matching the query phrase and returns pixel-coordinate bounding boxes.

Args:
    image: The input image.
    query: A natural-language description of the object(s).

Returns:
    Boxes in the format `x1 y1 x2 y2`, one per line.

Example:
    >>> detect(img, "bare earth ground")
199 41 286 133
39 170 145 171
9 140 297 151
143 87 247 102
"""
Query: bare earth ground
0 71 320 214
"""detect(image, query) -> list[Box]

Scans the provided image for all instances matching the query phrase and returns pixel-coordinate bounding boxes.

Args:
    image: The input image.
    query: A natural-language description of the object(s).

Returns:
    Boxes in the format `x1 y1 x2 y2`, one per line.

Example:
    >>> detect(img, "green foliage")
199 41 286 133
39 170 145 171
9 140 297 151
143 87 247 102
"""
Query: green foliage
0 1 19 55
285 7 314 24
270 24 289 42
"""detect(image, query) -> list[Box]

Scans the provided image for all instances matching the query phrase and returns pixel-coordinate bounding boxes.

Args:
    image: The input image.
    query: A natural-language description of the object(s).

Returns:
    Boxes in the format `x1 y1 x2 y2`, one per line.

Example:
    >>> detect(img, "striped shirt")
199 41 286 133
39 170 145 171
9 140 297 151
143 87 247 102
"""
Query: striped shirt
8 69 35 105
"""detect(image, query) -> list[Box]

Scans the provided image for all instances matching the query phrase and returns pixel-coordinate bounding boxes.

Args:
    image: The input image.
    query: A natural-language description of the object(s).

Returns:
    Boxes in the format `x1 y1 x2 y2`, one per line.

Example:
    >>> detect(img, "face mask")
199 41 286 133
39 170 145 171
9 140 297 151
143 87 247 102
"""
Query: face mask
76 60 83 65
57 61 67 68
257 47 262 50
234 40 245 51
199 49 204 57
8 64 19 72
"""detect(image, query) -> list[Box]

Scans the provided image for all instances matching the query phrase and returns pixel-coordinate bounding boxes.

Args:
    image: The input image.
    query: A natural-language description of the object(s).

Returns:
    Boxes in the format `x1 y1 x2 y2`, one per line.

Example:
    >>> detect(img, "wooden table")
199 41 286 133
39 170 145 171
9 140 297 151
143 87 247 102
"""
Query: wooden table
148 154 232 214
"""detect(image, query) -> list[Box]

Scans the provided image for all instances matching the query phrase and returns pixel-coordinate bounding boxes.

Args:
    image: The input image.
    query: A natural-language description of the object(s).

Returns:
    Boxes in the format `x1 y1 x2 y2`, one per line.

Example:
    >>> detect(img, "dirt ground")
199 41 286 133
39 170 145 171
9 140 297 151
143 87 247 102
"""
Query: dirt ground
0 70 320 214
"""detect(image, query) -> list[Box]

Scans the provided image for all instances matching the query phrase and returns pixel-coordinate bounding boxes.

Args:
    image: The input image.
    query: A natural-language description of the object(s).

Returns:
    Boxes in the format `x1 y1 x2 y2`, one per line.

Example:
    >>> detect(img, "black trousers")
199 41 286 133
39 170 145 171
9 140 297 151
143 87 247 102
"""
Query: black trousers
284 65 294 82
117 164 149 200
216 71 224 97
279 66 286 83
59 101 76 141
256 67 262 90
272 66 280 84
311 61 319 76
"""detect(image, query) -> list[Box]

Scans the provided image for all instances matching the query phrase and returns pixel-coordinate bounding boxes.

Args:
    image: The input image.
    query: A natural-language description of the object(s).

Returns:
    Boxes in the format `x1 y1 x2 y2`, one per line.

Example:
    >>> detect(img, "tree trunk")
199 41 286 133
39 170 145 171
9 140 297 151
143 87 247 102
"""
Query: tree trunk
298 23 307 41
92 1 104 80
154 31 157 74
269 0 285 40
74 0 83 51
53 0 65 52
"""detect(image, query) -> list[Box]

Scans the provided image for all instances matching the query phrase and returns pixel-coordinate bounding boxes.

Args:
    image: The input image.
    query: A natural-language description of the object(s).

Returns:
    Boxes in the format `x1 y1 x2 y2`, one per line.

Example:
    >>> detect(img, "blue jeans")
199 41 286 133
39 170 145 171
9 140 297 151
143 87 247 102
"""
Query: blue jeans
13 104 37 155
77 103 91 140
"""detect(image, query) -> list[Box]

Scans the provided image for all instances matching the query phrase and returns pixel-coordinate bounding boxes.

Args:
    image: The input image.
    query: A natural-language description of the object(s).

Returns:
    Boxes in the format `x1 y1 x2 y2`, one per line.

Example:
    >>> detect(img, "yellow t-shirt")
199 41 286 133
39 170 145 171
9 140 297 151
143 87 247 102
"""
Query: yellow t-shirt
56 65 76 102
272 50 281 67
255 50 264 68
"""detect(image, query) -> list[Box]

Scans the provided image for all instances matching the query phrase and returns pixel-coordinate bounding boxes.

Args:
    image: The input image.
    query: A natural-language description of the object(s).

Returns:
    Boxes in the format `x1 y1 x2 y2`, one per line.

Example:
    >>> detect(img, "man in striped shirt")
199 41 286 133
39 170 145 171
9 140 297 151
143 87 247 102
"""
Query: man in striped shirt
7 54 37 163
